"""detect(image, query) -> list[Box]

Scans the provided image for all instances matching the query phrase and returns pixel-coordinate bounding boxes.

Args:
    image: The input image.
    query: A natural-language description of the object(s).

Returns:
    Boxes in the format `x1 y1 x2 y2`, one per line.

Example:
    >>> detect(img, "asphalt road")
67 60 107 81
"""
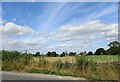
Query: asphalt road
2 72 60 80
2 72 86 80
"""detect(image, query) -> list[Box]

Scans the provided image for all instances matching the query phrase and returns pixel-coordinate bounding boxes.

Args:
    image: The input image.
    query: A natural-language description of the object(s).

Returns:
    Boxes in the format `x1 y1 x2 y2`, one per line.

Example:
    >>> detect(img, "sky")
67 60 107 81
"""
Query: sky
0 2 118 54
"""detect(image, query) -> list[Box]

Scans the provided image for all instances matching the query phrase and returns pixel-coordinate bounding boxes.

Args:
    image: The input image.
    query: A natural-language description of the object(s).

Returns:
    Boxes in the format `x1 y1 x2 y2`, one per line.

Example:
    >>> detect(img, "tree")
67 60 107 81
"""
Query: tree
51 51 58 57
34 52 40 57
46 51 58 57
107 41 120 55
60 52 66 57
46 51 51 57
94 48 106 55
108 41 120 48
87 51 93 55
69 52 76 56
79 51 87 56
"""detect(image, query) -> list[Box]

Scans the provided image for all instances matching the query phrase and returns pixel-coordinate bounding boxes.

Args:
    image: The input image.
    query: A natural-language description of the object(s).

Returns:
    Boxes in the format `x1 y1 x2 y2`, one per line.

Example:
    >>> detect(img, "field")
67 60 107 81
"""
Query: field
34 55 119 63
2 51 119 80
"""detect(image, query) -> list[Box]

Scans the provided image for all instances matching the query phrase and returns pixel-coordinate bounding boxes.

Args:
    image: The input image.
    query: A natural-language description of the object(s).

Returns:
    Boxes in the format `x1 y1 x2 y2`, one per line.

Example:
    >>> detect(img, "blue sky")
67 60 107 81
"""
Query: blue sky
1 2 118 54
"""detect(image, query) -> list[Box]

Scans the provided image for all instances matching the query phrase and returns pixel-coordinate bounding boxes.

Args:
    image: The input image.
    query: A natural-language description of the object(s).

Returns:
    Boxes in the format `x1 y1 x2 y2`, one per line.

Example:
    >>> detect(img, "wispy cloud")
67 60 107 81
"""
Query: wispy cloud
1 2 118 53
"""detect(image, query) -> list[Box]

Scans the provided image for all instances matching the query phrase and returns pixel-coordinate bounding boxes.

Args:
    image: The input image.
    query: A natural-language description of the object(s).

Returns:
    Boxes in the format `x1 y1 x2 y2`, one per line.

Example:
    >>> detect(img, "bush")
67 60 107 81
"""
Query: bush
55 59 63 70
63 61 71 68
38 57 48 67
88 60 97 70
94 48 106 55
87 51 93 55
76 55 88 69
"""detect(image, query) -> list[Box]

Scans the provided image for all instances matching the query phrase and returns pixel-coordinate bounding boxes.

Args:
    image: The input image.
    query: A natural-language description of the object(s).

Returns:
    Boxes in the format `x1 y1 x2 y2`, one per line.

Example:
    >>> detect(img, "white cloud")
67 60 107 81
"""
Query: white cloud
2 36 48 53
47 20 118 53
0 22 35 36
49 20 118 41
0 22 48 53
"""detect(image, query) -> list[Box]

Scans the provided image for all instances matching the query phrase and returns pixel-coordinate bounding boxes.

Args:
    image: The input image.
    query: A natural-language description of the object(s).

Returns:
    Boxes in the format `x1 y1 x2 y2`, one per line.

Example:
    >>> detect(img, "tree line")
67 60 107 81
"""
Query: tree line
33 41 120 57
1 41 120 58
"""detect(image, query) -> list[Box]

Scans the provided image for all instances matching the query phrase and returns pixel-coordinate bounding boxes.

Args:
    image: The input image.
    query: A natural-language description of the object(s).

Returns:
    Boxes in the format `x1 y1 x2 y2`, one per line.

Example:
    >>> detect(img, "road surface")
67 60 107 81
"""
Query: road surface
2 72 86 80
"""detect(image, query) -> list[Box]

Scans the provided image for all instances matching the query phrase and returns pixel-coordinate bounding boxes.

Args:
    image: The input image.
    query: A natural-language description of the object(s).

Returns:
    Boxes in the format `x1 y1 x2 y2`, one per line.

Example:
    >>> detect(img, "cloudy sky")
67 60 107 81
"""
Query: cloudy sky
0 2 118 54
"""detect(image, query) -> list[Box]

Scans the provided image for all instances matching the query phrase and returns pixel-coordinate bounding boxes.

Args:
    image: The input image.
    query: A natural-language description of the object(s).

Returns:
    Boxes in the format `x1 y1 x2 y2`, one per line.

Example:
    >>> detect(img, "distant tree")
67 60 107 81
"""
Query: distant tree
79 51 87 56
35 52 40 57
46 51 58 57
87 51 93 55
51 51 58 57
94 48 106 55
60 52 66 57
106 47 119 55
69 52 76 56
108 41 120 48
107 41 120 55
46 51 51 57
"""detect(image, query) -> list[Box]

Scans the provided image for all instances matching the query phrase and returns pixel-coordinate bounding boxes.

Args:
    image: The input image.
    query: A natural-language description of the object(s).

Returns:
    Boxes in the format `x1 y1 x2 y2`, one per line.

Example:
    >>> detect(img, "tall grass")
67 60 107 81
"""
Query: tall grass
2 51 119 80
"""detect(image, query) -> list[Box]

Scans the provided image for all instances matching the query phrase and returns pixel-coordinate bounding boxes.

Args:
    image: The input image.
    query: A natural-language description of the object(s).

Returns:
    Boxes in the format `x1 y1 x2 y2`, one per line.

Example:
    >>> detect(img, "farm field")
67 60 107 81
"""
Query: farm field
86 55 119 61
34 55 119 63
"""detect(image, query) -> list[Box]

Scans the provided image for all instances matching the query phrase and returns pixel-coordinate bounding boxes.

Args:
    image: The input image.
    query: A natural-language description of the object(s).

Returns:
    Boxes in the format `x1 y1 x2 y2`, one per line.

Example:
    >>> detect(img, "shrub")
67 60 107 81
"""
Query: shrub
88 60 97 70
55 59 63 70
87 51 93 55
76 55 88 69
38 57 48 67
63 61 71 68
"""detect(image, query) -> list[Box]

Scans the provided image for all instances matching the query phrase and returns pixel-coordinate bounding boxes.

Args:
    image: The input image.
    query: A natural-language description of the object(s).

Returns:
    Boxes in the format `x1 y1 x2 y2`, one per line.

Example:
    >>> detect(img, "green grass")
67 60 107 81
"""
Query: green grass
86 55 119 61
27 68 75 77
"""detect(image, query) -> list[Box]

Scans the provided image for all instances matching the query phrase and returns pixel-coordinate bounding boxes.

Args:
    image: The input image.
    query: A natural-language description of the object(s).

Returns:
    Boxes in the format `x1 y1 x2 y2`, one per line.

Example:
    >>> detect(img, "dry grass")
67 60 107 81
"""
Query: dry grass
33 56 76 63
33 55 119 63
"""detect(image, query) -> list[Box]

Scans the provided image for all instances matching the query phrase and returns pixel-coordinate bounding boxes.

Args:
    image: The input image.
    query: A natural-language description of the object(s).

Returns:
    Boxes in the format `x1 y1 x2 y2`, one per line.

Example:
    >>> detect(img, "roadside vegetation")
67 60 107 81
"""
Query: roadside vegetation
1 41 120 81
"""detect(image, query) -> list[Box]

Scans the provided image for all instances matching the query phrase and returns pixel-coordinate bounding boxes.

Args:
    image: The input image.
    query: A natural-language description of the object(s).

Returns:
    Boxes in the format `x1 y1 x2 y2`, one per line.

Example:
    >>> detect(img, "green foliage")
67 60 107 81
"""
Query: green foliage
2 60 25 71
33 52 40 57
21 53 32 65
94 48 106 55
46 51 58 57
2 50 21 61
76 55 88 69
63 61 71 68
107 47 120 55
87 51 93 55
38 57 48 67
88 60 97 70
60 52 66 57
55 59 63 70
107 41 120 55
2 50 32 71
108 41 120 48
28 68 50 74
69 52 76 56
52 71 74 76
87 75 101 80
86 55 118 61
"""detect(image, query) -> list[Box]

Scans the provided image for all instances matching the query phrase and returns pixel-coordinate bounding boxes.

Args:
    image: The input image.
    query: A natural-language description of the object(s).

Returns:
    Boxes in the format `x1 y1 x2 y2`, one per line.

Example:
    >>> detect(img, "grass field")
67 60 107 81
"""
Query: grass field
86 55 119 61
34 55 119 63
3 55 119 80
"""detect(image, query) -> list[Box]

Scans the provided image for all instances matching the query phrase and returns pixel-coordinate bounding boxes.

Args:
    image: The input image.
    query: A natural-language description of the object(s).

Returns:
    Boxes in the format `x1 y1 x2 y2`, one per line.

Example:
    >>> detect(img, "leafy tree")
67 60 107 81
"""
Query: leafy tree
94 48 106 55
46 51 58 57
46 51 51 57
87 51 93 55
108 41 120 48
35 52 40 56
79 51 87 56
60 52 66 57
51 51 58 57
107 41 120 55
69 52 76 56
107 47 119 55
